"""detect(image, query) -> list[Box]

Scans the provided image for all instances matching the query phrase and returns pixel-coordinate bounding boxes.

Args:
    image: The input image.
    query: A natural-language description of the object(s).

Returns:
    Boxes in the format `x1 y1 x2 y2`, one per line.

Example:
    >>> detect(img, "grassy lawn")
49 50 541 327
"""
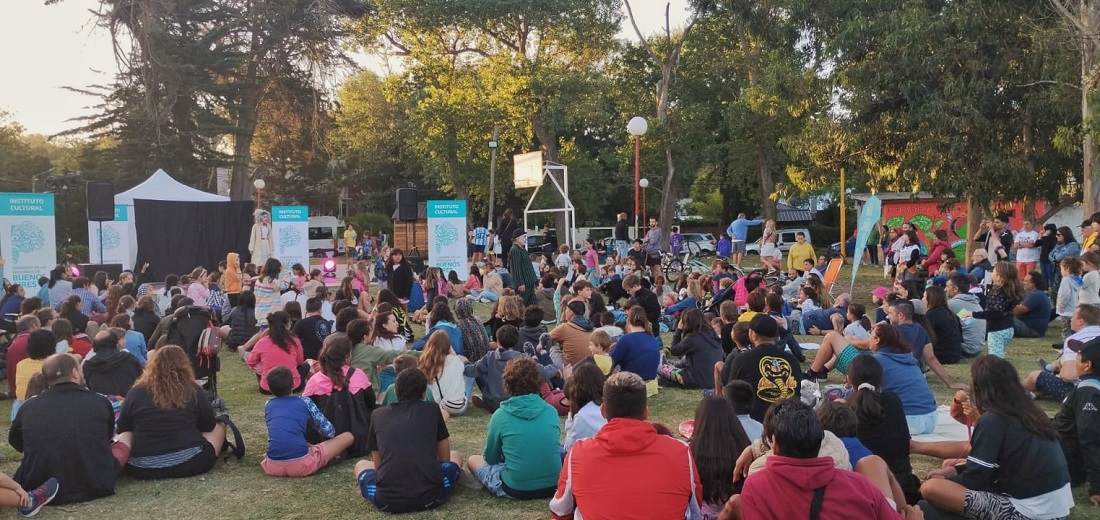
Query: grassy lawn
1 262 1098 518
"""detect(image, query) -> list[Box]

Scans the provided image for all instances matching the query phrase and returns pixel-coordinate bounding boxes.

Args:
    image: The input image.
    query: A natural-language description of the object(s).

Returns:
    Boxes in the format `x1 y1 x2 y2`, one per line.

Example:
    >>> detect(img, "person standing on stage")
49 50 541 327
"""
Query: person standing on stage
508 230 538 307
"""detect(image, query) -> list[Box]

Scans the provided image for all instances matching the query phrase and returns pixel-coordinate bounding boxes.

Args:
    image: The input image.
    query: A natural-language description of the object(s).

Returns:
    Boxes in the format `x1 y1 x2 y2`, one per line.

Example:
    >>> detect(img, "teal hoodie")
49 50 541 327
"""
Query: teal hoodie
483 393 562 492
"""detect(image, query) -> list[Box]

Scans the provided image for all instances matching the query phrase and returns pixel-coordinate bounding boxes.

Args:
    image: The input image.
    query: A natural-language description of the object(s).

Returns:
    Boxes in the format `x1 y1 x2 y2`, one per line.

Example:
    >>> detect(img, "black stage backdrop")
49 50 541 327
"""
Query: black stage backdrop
134 199 254 280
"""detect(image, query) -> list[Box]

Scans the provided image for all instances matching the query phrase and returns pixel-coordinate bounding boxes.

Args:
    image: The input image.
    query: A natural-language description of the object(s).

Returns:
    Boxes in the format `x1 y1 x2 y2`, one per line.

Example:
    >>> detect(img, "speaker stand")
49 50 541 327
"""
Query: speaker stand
97 221 105 264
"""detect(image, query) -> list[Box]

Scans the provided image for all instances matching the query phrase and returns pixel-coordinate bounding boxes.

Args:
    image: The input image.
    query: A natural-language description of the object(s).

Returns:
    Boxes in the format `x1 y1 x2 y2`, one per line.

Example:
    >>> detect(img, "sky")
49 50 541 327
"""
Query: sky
0 0 690 136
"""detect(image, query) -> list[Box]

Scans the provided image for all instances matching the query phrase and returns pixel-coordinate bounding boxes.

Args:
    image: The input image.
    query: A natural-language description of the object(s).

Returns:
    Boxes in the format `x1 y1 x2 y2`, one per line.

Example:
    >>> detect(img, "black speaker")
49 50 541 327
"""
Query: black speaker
397 188 418 222
87 182 115 222
79 263 124 281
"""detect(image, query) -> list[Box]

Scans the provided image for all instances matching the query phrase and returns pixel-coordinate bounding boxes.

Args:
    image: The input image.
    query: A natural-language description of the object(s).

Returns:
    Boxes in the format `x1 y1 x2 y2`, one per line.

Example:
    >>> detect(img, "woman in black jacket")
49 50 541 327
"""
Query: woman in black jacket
923 286 963 364
225 291 258 351
847 355 920 504
659 308 724 389
131 296 160 344
384 248 414 301
497 209 517 260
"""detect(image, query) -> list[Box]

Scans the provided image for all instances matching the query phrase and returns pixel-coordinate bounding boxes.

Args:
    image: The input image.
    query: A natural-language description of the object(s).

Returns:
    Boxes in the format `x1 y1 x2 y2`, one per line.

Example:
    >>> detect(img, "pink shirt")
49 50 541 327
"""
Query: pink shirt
302 365 371 396
247 336 305 392
186 283 211 307
585 249 597 269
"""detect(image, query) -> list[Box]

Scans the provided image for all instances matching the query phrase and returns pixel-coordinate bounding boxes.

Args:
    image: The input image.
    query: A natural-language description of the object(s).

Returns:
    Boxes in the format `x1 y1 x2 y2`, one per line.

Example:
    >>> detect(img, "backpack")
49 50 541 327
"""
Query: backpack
306 367 373 458
164 306 221 374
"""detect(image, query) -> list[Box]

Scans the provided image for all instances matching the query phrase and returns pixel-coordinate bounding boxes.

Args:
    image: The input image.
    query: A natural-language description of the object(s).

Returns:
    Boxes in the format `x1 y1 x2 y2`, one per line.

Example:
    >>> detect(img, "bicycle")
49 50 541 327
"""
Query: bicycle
728 263 783 288
663 243 711 282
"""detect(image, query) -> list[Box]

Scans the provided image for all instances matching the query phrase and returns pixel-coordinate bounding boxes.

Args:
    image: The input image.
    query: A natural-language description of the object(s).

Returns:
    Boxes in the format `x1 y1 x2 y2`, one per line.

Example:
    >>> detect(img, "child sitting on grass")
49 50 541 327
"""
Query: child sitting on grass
467 325 560 413
261 366 355 477
582 330 614 376
379 355 435 406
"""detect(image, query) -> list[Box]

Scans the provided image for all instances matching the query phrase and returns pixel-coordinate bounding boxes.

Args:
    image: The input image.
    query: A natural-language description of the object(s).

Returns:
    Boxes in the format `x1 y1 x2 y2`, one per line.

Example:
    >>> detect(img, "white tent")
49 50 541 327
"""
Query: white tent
89 169 230 269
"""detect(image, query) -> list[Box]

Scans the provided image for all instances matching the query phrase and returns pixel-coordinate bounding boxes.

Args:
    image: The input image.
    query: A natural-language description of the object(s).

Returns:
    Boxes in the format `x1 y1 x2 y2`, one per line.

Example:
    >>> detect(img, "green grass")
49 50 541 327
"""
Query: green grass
1 263 1099 518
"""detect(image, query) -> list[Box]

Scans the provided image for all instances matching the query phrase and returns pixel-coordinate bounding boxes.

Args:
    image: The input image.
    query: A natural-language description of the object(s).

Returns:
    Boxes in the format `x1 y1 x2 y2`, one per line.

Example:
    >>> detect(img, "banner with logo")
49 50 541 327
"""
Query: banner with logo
427 200 468 281
87 204 132 268
272 206 309 269
0 193 57 288
850 194 882 291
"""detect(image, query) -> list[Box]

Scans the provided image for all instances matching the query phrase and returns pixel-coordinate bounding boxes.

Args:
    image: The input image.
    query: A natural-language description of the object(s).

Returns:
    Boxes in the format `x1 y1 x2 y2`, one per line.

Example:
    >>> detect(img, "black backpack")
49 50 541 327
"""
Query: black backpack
306 367 376 458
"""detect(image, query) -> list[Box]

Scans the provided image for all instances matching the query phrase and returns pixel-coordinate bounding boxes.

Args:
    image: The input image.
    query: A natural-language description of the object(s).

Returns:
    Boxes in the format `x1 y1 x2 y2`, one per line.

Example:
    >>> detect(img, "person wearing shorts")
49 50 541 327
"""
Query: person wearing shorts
261 366 355 477
355 367 463 513
1025 305 1100 402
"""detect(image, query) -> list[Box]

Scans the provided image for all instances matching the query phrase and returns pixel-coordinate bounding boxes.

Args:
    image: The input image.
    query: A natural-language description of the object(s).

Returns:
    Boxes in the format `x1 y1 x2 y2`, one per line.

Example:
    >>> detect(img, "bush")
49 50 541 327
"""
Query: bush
58 244 89 264
347 212 393 238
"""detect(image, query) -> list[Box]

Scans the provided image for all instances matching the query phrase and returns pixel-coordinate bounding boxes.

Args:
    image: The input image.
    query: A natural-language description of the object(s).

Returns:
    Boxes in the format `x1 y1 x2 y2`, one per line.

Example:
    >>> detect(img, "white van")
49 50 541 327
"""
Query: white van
745 228 813 256
308 216 346 257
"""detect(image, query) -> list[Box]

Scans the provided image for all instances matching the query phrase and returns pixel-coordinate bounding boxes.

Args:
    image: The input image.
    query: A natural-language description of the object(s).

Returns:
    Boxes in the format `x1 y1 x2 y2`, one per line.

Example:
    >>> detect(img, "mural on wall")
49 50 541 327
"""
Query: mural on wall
878 200 1041 258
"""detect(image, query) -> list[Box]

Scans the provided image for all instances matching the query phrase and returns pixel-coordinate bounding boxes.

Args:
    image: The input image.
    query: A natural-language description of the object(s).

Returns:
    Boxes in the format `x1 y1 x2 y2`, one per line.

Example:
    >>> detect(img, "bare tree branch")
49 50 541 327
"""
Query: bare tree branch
623 0 657 60
1049 0 1088 33
1016 80 1082 90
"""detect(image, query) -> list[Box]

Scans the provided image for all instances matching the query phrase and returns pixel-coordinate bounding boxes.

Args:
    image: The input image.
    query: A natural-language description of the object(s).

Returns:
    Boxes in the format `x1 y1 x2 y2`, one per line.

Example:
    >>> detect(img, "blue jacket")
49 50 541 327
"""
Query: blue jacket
717 238 732 258
726 218 762 241
1050 242 1082 263
664 296 698 315
874 350 936 416
410 321 464 356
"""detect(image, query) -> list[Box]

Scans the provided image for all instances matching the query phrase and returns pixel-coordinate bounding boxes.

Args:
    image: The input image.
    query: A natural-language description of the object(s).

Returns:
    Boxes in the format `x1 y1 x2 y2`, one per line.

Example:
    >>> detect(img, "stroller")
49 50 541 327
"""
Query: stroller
164 306 226 412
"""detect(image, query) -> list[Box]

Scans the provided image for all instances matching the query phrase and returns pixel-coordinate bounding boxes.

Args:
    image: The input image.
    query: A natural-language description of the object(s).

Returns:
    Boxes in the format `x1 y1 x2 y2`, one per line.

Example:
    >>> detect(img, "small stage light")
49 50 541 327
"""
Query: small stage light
322 257 337 278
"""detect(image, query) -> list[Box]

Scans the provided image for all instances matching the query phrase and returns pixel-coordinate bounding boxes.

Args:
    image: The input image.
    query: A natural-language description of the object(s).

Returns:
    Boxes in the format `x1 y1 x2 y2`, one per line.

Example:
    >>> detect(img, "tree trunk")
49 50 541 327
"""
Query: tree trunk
1084 24 1100 218
755 139 777 220
660 147 678 248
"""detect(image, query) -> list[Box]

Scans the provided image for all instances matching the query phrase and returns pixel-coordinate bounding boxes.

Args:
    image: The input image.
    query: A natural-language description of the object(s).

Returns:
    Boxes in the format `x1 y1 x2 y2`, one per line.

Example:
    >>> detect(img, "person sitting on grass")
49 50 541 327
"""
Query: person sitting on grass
659 308 724 390
580 329 614 375
469 357 562 499
418 330 470 417
304 333 376 459
726 315 803 422
846 355 920 505
714 322 753 392
722 380 763 441
82 329 143 398
466 324 529 413
0 469 58 518
805 303 875 380
886 301 967 392
378 354 436 406
12 329 56 418
691 396 752 519
550 371 703 519
1053 338 1100 506
919 356 1073 520
610 306 662 396
118 345 233 480
11 353 119 508
261 365 355 477
722 400 920 520
817 400 908 509
347 318 408 390
355 365 464 513
1024 304 1100 402
562 362 607 453
247 311 307 394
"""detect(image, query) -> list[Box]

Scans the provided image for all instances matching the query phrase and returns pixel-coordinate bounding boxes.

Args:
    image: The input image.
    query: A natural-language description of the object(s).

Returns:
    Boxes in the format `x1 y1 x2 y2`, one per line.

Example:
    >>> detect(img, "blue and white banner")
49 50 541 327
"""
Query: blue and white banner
88 204 131 267
272 206 309 270
427 200 468 281
850 195 882 291
0 193 57 288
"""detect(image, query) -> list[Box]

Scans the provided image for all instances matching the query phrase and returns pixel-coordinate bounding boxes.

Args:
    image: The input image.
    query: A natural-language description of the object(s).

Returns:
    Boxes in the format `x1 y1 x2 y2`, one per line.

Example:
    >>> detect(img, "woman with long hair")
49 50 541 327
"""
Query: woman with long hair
59 294 89 334
253 258 289 324
91 271 109 297
1049 225 1081 292
759 219 782 272
132 295 160 344
690 396 751 517
335 274 358 304
660 308 723 389
118 345 229 479
923 285 963 364
303 333 376 457
920 356 1072 520
384 248 414 301
487 295 524 340
869 323 940 435
246 311 306 393
846 355 919 504
609 306 661 396
563 363 606 451
417 330 468 416
377 288 414 341
371 312 407 351
155 274 179 317
964 262 1025 358
46 265 73 309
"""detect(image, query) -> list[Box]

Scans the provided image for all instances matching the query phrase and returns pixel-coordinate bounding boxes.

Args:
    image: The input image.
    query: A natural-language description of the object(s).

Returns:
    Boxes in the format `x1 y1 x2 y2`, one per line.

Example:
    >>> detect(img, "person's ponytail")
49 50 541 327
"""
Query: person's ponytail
846 354 886 428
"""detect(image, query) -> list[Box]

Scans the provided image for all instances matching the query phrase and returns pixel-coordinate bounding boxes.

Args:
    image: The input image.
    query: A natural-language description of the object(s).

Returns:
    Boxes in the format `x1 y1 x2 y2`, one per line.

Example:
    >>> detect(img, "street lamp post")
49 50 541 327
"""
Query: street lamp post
488 124 499 229
639 178 649 225
253 178 266 208
626 117 648 240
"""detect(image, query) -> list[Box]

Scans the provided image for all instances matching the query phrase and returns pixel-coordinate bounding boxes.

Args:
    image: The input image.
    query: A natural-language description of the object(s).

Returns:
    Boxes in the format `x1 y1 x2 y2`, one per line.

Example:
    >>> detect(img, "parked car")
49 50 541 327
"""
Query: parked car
745 228 813 256
527 231 558 256
680 233 717 255
308 216 347 257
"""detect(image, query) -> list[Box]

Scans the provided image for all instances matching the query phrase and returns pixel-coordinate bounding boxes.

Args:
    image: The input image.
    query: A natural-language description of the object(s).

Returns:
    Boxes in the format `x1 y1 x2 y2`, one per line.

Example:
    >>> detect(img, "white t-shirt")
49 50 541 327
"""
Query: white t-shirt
1060 325 1100 363
1014 230 1040 263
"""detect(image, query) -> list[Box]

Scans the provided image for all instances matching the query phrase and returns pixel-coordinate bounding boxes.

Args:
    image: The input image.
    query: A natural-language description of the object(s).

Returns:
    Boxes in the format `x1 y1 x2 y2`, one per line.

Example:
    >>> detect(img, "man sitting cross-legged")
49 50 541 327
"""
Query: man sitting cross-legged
355 367 462 513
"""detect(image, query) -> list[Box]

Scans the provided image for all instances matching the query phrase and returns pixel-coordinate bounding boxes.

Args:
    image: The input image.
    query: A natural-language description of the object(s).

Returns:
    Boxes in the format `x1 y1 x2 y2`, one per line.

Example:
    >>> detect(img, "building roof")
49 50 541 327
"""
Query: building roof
776 202 814 223
850 192 948 202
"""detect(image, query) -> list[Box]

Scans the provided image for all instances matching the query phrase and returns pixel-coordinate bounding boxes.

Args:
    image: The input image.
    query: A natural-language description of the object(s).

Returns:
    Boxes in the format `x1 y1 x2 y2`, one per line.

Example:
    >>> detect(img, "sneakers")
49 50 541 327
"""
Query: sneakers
805 368 829 382
20 478 58 517
1038 359 1054 373
471 395 484 410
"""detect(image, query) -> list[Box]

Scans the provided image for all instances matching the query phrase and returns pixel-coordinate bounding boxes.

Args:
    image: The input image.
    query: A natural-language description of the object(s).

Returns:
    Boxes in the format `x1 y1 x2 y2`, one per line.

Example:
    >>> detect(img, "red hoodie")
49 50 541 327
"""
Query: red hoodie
741 455 903 520
550 418 702 520
923 240 951 272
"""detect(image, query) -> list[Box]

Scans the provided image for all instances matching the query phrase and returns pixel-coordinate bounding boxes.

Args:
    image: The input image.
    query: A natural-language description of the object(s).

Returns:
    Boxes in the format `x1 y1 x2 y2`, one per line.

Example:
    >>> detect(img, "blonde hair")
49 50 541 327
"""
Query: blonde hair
590 330 612 353
719 277 734 289
417 330 452 381
497 296 524 322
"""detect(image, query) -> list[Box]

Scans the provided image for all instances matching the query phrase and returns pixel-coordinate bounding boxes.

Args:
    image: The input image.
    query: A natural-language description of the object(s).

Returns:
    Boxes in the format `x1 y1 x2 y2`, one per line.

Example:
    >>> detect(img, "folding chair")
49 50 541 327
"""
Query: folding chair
822 258 844 295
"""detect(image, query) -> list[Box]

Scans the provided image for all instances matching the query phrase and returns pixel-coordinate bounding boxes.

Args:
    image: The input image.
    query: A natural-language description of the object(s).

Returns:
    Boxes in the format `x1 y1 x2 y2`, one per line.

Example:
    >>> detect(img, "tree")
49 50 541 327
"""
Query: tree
1049 0 1100 216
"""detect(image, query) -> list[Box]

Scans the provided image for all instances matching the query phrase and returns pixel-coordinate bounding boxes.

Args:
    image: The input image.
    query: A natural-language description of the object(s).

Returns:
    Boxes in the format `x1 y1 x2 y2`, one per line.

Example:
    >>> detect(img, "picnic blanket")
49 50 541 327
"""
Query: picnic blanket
910 405 970 443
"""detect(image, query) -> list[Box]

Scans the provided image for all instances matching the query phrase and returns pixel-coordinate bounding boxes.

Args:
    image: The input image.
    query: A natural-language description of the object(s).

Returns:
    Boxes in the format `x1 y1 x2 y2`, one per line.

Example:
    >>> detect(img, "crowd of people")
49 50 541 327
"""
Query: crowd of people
1 207 1099 519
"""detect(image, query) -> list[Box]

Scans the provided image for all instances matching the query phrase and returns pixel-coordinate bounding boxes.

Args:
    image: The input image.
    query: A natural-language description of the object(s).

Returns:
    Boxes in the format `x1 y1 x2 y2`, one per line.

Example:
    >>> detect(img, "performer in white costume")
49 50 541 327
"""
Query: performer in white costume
249 209 274 265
